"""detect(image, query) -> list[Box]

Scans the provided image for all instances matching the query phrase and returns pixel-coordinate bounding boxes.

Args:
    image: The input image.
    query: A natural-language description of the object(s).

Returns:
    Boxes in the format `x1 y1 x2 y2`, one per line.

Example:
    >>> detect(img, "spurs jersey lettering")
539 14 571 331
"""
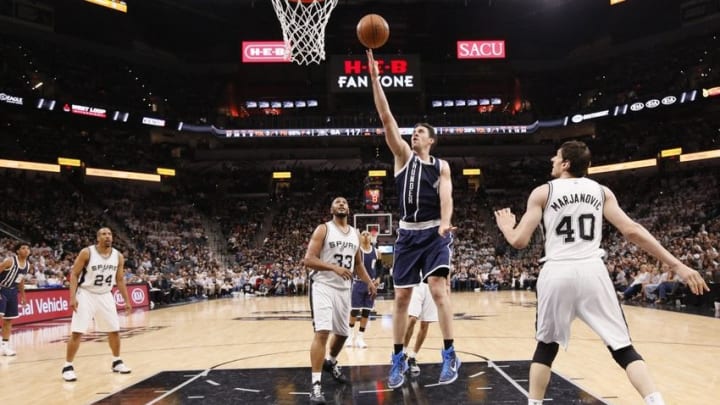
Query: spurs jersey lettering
542 177 605 261
355 246 377 281
0 255 28 288
79 245 119 293
395 154 442 223
310 222 359 290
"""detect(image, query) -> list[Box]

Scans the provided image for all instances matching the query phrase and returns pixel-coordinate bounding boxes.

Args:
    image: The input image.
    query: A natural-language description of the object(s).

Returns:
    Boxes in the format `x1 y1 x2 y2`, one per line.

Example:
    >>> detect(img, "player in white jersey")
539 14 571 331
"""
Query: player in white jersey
304 197 377 404
62 227 133 382
403 281 442 376
495 141 709 405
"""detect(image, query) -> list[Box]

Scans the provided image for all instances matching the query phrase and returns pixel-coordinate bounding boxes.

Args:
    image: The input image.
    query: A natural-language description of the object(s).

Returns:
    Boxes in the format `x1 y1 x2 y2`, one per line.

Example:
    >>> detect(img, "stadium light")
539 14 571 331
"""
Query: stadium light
588 159 656 174
679 149 720 162
0 159 60 173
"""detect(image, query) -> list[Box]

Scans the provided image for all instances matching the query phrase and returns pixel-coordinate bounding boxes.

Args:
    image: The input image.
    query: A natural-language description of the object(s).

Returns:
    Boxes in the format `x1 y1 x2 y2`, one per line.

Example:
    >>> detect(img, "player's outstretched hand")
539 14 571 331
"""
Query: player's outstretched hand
673 264 710 295
366 49 379 79
494 208 517 231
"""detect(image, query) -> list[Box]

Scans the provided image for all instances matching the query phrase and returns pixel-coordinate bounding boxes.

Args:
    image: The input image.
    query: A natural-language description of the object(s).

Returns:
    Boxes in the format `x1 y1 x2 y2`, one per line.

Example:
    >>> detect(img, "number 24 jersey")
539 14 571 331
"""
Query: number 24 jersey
79 245 120 294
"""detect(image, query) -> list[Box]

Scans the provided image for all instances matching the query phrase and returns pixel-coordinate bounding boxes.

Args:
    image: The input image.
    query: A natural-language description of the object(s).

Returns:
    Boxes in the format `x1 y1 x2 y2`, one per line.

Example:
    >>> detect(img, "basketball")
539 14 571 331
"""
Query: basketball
356 14 389 49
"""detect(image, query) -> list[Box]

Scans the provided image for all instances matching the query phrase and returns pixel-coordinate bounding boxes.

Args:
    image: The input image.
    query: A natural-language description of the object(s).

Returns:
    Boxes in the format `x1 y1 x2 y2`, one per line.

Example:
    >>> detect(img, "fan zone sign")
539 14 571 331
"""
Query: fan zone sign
329 54 421 92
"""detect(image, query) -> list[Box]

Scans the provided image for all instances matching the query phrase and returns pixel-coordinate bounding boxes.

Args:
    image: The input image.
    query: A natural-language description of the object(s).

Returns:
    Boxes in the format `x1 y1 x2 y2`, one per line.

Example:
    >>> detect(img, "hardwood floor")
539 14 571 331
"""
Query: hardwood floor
2 290 718 404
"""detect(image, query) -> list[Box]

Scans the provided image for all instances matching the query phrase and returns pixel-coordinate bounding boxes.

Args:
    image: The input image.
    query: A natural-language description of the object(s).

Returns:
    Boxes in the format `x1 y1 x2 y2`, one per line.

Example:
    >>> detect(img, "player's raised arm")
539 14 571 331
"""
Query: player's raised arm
495 185 548 249
367 49 411 168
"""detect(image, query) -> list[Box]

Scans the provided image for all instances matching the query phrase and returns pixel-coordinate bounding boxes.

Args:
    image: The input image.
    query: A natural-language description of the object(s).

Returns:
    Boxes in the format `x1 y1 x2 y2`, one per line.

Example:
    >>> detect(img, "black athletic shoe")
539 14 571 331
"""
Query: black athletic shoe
408 356 421 376
309 381 326 404
323 359 348 383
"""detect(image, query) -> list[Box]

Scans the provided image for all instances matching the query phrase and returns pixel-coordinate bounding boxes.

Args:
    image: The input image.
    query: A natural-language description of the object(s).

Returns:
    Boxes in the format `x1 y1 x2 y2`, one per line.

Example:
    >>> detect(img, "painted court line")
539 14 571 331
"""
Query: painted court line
147 369 210 405
487 360 529 397
469 371 486 378
206 380 220 386
234 387 261 393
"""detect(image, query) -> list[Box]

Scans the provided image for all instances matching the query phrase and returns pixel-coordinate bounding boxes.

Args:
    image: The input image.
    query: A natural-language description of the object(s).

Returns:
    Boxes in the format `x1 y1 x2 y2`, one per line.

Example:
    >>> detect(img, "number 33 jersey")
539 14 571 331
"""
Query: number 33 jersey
312 221 359 290
542 177 605 262
79 245 120 293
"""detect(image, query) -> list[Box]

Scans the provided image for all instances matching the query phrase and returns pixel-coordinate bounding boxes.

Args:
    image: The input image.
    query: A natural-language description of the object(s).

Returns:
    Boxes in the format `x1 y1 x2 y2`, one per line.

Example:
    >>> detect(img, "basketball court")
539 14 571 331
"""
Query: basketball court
2 291 717 404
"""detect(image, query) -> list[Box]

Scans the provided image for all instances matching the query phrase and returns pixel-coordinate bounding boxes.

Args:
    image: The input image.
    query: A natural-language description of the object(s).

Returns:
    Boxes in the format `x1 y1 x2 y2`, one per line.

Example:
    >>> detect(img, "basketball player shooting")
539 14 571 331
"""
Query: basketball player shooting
367 48 460 389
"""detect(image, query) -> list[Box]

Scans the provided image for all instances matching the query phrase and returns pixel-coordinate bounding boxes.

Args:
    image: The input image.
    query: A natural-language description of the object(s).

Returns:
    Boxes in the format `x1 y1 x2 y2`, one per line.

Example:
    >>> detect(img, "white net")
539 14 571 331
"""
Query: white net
270 0 339 65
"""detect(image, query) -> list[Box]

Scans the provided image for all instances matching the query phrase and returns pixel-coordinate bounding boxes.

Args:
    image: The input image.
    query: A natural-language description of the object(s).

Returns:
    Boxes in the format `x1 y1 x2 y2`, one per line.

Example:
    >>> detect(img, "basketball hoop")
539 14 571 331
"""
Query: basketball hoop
270 0 339 65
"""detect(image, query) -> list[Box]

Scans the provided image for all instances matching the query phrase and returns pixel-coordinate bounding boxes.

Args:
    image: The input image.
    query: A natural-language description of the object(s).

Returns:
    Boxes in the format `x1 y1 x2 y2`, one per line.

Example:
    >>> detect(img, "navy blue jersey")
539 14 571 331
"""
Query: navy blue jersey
395 154 442 223
0 255 29 288
358 246 378 280
352 245 378 310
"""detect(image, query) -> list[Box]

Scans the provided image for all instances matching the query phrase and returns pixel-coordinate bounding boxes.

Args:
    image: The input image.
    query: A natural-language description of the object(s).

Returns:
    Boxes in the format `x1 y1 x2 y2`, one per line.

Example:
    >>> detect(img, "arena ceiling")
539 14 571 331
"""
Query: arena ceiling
139 0 613 60
44 0 686 63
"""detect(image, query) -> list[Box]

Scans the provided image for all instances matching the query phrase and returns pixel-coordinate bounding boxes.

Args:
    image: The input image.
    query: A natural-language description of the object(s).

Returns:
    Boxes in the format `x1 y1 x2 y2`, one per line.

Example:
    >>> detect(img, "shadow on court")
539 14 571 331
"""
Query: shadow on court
94 360 608 404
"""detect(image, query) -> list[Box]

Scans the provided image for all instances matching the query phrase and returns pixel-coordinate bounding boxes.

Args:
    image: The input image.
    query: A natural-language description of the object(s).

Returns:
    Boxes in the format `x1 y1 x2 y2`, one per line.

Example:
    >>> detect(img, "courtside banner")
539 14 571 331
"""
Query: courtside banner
16 289 72 325
15 284 150 325
113 284 149 309
457 40 506 59
242 41 291 63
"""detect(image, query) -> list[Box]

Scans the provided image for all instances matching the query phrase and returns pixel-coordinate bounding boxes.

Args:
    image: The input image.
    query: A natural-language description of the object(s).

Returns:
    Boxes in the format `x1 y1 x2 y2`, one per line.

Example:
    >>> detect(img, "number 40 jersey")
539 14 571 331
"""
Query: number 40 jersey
79 245 120 294
542 177 605 262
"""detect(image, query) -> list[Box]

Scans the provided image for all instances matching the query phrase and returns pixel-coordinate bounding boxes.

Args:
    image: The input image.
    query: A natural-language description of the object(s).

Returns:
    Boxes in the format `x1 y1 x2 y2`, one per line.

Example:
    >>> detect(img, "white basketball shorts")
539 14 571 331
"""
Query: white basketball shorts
71 288 120 333
536 258 632 350
311 281 351 336
408 283 438 322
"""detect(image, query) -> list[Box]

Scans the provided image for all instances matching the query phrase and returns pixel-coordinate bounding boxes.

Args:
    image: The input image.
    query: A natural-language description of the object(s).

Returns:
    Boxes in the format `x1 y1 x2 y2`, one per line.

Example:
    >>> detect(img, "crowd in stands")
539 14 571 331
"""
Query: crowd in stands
2 153 718 311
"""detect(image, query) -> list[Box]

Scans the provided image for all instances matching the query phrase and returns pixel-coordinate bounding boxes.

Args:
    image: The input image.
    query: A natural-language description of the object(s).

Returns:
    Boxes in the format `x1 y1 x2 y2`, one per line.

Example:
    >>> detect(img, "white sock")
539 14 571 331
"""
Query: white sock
312 372 321 384
327 355 337 363
112 356 121 362
644 392 665 405
528 399 543 405
357 331 364 338
0 341 6 347
64 361 73 368
408 350 417 359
